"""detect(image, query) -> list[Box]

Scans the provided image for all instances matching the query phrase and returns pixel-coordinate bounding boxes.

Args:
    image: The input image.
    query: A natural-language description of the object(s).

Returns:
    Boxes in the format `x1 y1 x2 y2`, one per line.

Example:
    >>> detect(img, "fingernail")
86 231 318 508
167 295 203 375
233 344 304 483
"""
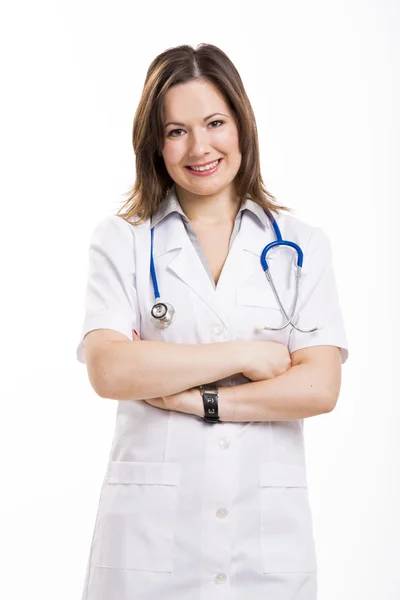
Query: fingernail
133 329 138 335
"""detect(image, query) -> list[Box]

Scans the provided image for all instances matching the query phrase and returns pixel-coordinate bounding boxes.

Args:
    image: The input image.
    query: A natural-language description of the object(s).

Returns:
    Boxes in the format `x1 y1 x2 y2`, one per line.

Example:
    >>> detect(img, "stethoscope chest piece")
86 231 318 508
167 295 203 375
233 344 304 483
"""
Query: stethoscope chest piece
150 301 176 329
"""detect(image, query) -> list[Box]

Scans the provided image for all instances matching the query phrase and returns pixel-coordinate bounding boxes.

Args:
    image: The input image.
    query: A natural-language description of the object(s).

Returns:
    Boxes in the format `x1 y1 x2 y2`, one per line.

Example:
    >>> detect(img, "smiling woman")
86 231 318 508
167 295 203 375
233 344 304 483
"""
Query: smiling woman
76 42 348 600
115 43 289 224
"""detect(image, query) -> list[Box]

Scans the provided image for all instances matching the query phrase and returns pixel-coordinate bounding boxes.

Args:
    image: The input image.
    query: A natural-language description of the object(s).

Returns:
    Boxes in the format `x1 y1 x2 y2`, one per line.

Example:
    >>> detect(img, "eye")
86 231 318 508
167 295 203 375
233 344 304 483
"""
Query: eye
209 120 224 128
167 120 225 138
167 128 184 138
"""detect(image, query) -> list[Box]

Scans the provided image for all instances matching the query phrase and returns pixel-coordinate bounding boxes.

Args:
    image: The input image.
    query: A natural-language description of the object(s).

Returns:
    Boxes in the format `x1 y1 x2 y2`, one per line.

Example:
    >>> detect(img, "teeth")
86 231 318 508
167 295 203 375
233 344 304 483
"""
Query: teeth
189 159 219 172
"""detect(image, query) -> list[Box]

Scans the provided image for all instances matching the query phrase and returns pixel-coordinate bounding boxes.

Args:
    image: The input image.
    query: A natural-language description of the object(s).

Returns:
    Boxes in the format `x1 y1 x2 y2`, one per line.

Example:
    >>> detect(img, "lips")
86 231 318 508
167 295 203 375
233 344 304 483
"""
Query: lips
184 158 223 177
186 158 222 168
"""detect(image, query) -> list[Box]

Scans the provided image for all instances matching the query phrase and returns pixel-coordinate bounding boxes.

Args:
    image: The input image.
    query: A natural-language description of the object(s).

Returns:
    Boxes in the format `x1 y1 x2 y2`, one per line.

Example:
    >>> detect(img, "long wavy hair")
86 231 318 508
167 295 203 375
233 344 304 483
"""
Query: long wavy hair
116 43 291 224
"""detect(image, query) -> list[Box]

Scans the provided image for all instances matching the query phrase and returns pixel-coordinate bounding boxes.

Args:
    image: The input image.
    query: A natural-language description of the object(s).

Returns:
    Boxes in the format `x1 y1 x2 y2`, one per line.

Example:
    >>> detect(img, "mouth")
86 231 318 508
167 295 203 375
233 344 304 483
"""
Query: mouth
184 158 223 177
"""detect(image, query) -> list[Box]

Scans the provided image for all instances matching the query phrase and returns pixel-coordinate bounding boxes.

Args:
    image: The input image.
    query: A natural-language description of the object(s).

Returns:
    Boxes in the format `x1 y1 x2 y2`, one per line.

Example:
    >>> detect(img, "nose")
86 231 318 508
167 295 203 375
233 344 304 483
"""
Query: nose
187 127 212 158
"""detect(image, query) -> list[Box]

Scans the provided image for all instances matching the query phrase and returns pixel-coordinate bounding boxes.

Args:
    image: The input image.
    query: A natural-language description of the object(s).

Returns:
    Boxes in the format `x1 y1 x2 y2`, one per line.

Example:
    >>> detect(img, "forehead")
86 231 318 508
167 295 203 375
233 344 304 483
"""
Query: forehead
162 80 230 119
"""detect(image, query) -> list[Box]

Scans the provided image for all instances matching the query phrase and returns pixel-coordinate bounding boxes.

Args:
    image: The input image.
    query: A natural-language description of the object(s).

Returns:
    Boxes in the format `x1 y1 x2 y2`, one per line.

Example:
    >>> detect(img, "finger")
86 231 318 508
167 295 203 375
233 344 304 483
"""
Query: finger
132 329 142 341
144 398 165 409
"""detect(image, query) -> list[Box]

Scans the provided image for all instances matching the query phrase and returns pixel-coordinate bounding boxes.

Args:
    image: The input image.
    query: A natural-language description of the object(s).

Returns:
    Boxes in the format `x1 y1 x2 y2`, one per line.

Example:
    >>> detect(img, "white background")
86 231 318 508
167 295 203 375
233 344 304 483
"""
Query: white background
1 1 399 598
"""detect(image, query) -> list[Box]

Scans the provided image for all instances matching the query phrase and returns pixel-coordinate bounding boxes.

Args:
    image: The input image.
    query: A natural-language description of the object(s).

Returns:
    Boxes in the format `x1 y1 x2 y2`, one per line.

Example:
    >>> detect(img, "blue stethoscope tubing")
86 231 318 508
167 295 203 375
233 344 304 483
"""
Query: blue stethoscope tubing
149 210 317 333
150 227 161 299
261 211 317 333
149 227 176 328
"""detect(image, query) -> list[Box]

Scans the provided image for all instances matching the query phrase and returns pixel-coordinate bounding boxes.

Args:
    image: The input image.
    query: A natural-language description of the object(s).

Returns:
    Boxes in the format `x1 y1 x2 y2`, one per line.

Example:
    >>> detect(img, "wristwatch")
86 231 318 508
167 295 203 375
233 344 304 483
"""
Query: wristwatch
199 384 220 423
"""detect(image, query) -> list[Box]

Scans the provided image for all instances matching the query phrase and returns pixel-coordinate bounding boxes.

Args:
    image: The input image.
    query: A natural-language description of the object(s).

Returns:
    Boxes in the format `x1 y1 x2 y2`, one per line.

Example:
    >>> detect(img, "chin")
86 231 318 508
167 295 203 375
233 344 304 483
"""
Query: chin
183 179 231 195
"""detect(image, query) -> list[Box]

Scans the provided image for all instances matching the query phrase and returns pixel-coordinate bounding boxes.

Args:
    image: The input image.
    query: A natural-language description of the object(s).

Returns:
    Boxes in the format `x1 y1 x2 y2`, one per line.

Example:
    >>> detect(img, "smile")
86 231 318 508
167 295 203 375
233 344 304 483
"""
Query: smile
184 158 223 176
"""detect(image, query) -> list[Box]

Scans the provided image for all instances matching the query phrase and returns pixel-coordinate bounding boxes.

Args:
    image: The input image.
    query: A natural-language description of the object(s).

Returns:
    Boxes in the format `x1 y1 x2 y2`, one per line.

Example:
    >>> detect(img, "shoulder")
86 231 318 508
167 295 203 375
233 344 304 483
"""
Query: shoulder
274 211 331 257
89 214 150 246
87 215 151 274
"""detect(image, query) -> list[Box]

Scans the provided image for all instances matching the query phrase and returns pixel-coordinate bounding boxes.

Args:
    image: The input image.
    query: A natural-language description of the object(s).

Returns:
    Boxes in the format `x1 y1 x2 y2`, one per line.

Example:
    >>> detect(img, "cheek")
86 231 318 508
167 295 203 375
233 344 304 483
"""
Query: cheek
216 127 240 154
162 142 184 167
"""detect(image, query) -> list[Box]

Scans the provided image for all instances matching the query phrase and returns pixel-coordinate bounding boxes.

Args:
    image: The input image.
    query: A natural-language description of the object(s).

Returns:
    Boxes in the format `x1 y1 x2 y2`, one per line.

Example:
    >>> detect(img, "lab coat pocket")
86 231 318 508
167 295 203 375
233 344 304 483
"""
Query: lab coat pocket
93 461 181 573
237 267 291 311
258 462 317 574
236 286 291 346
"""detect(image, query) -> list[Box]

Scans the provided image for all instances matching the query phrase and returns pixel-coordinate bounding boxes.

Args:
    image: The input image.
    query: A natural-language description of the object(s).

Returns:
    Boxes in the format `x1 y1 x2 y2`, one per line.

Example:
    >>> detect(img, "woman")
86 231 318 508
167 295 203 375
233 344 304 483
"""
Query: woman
77 43 348 600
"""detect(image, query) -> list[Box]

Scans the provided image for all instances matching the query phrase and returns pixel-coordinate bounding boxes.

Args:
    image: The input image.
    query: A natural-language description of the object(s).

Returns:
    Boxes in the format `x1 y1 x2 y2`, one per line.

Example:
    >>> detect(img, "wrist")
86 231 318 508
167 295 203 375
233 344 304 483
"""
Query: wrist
190 387 204 418
218 386 236 422
163 388 202 417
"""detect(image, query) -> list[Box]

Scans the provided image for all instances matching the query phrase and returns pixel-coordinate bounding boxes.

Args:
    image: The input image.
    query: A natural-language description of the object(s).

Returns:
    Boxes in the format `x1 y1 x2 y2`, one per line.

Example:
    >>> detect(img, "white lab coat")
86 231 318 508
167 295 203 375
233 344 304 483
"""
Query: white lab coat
76 193 348 600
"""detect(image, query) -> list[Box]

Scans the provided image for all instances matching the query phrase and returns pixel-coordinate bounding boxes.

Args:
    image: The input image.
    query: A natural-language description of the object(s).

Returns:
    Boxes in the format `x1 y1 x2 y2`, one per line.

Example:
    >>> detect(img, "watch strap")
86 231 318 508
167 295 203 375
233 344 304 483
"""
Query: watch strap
199 384 219 423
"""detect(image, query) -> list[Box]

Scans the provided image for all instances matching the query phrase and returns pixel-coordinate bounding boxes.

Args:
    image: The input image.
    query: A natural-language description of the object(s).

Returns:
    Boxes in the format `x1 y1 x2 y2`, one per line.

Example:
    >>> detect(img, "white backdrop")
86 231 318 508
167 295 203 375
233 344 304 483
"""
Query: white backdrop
1 1 399 598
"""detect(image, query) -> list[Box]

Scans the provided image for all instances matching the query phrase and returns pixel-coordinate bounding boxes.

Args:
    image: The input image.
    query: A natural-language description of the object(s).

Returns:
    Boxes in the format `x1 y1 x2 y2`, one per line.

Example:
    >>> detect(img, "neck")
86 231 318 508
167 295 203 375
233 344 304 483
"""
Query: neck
175 183 241 226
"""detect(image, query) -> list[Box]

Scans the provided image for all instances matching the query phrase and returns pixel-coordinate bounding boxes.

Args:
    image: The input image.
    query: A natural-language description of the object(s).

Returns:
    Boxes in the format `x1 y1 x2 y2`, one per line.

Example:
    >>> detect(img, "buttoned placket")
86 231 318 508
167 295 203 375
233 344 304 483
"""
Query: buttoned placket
150 187 273 596
199 423 240 596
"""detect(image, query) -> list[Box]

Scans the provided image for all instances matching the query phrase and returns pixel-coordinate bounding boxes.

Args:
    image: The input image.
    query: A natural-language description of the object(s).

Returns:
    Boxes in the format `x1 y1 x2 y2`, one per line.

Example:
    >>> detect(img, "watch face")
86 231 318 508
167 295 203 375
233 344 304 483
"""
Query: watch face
205 394 216 404
204 394 218 413
201 387 219 422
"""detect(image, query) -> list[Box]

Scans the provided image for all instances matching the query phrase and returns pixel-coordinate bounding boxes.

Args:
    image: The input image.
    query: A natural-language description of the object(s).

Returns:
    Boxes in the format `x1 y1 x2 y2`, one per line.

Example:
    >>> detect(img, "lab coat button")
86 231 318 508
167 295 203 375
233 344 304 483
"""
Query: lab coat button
212 324 223 336
215 572 227 584
216 507 228 519
219 438 231 450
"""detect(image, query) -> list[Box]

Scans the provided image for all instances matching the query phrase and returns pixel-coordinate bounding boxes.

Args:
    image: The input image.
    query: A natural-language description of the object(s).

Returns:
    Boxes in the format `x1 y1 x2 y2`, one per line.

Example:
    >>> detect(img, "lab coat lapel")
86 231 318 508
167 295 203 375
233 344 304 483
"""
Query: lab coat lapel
153 213 229 328
216 210 276 296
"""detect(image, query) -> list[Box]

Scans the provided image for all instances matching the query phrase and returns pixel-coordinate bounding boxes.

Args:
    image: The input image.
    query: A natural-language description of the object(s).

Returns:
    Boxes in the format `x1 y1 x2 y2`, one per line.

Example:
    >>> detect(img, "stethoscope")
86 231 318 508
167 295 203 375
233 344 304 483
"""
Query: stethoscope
149 211 318 333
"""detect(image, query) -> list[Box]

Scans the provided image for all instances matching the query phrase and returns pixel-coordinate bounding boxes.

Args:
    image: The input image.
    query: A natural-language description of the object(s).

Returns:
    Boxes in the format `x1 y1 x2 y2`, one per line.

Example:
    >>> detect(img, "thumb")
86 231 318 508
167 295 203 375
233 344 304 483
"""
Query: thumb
132 329 141 341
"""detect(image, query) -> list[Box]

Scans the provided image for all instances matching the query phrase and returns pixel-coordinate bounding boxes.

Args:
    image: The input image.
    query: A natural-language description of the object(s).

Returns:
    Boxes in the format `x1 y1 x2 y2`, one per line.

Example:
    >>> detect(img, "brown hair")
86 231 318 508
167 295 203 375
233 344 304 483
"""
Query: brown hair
116 43 291 224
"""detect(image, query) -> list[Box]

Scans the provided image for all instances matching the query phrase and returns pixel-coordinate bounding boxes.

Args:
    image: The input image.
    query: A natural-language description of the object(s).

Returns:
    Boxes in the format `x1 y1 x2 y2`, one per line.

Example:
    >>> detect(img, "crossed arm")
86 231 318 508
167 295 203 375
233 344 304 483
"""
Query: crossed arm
86 328 342 422
144 346 342 421
130 332 343 422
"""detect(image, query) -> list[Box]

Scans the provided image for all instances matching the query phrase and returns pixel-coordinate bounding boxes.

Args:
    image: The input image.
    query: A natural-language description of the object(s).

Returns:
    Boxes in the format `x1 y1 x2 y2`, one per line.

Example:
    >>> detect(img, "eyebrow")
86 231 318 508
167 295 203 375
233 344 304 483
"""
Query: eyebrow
164 112 229 128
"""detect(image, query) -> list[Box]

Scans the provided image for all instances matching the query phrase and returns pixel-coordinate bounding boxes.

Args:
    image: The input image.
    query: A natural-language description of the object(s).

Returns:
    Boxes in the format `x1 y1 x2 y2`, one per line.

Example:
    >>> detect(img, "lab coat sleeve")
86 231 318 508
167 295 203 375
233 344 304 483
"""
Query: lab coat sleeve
288 226 349 364
76 215 139 364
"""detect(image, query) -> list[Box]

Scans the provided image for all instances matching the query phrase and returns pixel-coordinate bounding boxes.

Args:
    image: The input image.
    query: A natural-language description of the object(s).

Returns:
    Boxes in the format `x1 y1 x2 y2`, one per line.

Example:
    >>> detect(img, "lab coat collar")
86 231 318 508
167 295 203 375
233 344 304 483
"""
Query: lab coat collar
150 184 277 257
150 186 280 327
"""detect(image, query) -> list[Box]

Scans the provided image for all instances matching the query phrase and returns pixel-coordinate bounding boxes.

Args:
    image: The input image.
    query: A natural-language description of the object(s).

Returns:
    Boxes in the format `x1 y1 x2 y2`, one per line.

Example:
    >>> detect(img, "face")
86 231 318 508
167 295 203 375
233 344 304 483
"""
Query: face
161 80 242 197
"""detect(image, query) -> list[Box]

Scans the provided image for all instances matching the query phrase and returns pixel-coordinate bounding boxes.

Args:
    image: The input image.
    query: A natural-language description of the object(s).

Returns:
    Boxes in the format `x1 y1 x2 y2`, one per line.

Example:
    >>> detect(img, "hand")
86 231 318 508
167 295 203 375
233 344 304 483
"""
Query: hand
132 329 141 342
241 340 291 382
144 389 201 416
